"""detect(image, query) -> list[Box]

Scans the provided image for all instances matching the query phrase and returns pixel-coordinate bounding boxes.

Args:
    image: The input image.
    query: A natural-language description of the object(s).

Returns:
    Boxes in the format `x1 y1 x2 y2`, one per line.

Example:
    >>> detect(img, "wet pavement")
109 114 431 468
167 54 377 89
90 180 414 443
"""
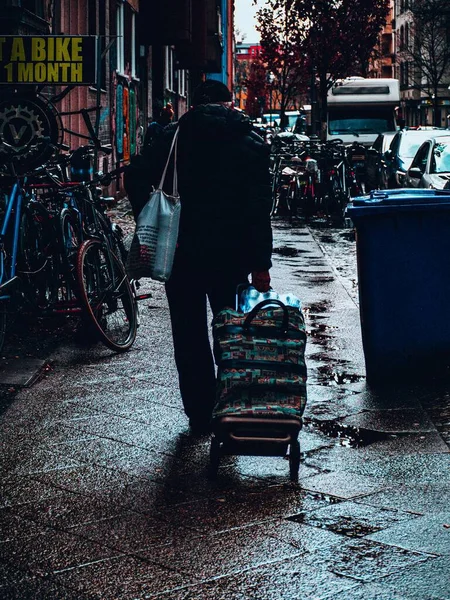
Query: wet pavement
0 211 449 599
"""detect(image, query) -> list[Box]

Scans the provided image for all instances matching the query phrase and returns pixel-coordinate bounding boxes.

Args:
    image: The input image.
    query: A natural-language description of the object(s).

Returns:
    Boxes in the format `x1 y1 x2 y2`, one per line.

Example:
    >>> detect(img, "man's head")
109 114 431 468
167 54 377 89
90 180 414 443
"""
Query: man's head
192 79 232 107
159 103 174 126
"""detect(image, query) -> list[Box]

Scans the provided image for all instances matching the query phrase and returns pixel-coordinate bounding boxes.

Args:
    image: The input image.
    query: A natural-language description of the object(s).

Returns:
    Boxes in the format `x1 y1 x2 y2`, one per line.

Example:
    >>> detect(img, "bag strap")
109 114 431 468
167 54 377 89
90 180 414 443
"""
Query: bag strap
157 127 179 194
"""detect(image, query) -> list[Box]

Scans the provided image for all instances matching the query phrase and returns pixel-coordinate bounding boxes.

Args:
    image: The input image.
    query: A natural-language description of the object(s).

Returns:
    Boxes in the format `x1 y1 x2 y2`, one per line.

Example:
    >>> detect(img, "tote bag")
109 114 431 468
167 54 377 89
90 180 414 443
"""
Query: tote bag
126 128 180 282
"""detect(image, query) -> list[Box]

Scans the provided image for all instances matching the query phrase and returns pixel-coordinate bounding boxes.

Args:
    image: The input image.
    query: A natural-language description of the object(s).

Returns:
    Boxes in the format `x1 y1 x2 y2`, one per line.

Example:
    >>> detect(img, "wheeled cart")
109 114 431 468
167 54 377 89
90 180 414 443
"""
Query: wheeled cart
211 298 307 481
210 416 302 481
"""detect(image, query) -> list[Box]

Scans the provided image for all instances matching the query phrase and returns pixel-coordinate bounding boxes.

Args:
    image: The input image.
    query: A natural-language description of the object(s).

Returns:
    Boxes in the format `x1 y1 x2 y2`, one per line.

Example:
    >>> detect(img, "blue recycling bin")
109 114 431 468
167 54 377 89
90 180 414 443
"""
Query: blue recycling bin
346 190 450 383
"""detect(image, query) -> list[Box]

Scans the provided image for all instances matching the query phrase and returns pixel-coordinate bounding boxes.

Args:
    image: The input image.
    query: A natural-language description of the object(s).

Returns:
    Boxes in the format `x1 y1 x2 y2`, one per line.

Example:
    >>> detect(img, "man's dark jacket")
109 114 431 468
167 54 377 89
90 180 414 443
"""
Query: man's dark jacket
126 104 272 273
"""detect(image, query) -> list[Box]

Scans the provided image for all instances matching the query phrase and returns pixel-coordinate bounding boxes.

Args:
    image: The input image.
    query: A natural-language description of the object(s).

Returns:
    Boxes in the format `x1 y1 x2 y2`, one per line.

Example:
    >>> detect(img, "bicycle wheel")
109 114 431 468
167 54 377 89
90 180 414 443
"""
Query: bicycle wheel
59 208 82 298
300 179 315 221
76 238 137 351
18 204 54 308
289 179 299 219
270 171 280 217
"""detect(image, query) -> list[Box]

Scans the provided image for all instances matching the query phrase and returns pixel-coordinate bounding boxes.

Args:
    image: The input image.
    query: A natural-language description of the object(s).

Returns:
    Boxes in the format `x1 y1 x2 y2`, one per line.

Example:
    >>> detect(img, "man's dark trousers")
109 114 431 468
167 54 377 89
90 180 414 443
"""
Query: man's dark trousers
165 253 248 424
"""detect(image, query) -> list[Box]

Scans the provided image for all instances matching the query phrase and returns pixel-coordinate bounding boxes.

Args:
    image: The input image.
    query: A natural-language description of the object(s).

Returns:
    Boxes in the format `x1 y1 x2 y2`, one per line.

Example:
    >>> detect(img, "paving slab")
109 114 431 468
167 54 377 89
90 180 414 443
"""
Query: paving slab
51 554 187 599
155 488 335 534
342 407 437 434
307 448 450 484
154 557 358 600
378 555 450 600
299 471 388 499
0 527 121 576
0 475 65 510
70 511 187 554
356 484 450 515
0 568 85 600
298 500 420 538
367 512 450 556
321 581 418 600
136 520 342 584
303 537 434 582
351 453 450 485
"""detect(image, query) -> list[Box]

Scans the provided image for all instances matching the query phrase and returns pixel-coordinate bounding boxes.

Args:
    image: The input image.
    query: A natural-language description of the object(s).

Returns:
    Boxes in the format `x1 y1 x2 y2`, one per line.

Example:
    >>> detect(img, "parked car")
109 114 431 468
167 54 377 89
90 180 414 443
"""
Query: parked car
381 129 448 188
262 111 305 132
365 131 396 191
405 135 450 190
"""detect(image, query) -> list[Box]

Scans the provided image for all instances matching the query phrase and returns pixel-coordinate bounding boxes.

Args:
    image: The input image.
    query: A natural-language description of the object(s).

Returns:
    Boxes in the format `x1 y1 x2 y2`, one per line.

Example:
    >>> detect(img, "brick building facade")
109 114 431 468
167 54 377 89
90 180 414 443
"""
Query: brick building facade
0 0 234 188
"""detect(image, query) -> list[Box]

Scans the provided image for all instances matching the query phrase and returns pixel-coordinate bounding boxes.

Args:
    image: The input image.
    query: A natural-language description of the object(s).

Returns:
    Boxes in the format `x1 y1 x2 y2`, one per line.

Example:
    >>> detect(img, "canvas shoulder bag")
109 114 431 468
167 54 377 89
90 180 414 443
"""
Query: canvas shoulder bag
126 128 181 282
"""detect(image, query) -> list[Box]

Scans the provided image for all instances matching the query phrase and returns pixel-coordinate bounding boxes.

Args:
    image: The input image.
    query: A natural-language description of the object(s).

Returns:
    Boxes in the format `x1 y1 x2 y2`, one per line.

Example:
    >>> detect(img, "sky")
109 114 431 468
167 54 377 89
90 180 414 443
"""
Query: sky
235 0 260 43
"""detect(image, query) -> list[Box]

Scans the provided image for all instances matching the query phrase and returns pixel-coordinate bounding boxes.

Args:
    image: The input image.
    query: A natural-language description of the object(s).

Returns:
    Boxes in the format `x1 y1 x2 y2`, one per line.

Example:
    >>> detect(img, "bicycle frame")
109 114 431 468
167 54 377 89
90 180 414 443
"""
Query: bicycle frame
0 181 24 299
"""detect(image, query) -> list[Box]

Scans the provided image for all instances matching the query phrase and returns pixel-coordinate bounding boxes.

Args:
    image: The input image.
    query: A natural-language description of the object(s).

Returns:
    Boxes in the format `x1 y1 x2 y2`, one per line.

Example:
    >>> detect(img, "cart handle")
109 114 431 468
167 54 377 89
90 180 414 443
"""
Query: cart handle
244 299 289 334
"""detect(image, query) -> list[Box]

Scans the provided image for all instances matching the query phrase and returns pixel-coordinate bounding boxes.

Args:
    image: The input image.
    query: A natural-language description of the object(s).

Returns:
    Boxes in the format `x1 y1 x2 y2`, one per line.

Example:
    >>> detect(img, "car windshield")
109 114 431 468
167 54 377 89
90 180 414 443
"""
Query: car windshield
431 141 450 173
328 107 395 135
287 114 300 128
400 133 444 158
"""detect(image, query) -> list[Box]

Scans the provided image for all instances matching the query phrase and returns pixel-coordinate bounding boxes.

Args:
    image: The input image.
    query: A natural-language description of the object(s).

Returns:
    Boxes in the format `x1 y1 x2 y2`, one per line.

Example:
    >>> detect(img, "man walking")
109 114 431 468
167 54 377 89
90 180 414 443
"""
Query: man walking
142 80 272 434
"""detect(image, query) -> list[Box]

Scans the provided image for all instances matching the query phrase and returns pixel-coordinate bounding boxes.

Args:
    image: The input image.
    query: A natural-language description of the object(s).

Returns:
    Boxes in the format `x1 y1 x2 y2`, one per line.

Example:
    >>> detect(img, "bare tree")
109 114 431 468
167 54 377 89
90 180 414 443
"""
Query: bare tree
398 0 450 126
255 0 309 127
295 0 391 138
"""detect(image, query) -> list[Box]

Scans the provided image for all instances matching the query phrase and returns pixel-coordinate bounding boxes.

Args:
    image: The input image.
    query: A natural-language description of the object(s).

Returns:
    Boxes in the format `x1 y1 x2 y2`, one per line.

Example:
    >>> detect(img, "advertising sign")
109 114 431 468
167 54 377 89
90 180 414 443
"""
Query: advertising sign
0 36 97 85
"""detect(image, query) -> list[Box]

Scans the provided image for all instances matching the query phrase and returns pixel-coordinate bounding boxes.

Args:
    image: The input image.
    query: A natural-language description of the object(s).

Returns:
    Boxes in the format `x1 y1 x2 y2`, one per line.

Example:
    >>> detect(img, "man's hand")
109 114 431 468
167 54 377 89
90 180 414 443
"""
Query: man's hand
252 270 271 292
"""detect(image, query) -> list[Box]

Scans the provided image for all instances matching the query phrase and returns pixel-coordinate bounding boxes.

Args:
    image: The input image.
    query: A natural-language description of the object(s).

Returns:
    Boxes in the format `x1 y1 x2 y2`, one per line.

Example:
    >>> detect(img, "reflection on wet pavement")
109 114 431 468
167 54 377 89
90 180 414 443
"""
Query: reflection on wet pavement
1 215 449 599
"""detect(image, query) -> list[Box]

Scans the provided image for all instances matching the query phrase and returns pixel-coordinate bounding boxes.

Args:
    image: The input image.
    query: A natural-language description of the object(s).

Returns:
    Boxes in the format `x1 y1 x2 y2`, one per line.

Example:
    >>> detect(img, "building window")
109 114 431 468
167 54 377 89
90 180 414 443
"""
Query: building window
88 0 106 89
178 69 187 97
124 5 136 78
116 2 137 78
165 46 175 92
116 3 124 74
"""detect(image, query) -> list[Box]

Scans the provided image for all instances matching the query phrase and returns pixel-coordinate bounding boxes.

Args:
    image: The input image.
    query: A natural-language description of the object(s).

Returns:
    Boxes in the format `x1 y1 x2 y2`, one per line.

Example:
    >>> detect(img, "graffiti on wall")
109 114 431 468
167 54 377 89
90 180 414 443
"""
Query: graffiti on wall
114 74 138 162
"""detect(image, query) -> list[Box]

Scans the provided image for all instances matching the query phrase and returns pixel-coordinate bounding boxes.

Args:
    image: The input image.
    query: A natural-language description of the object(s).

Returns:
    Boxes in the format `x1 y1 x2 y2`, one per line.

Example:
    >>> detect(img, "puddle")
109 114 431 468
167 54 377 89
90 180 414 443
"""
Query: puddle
273 246 304 257
340 231 356 242
303 301 331 315
315 365 365 385
304 417 388 447
310 276 335 284
308 353 351 365
309 323 337 333
317 235 335 244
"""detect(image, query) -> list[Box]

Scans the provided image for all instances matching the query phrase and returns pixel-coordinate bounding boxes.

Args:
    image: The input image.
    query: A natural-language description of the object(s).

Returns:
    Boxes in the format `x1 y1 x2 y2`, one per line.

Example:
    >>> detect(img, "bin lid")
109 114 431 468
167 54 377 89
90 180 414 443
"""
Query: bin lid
346 189 450 217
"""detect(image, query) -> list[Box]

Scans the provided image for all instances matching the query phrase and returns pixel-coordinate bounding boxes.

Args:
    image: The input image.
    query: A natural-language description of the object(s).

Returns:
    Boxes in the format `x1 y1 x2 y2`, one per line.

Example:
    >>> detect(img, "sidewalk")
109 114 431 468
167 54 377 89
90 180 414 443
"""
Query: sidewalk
0 221 449 599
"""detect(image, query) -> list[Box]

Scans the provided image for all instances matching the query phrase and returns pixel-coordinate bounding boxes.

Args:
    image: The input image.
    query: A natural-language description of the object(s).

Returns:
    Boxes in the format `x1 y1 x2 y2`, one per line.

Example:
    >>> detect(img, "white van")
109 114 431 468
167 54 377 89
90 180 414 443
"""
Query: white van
327 77 400 147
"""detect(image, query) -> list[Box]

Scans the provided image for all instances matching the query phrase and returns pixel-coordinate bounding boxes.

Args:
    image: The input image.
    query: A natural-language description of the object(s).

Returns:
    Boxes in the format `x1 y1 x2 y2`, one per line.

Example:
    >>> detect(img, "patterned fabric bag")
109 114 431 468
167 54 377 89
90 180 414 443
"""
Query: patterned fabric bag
213 299 307 421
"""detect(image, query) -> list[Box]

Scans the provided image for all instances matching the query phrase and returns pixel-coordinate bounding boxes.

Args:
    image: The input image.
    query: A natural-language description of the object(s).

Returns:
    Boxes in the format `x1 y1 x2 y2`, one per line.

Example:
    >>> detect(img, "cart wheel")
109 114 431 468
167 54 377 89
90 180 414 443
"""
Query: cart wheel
209 436 221 478
289 440 301 482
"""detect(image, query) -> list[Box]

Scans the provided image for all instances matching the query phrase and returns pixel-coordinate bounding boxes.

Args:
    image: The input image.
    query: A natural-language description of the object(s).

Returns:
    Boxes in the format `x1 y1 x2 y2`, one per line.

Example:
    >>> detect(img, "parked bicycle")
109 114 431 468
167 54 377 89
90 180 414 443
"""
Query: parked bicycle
0 141 140 354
